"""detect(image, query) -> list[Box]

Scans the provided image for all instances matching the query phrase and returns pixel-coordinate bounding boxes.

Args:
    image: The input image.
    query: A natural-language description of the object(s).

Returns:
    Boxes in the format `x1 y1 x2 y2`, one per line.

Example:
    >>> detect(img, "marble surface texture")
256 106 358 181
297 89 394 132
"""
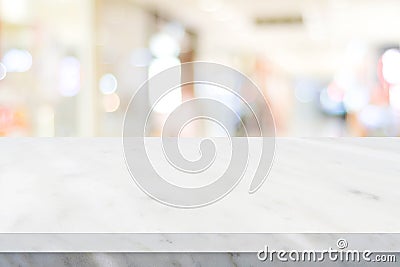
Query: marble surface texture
1 253 399 267
0 138 399 251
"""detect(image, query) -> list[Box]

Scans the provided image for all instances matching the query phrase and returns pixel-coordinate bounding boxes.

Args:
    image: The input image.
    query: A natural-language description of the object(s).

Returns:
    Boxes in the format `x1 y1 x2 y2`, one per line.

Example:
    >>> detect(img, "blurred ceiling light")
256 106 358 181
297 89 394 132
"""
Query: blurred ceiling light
99 73 118 95
103 93 120 113
150 33 180 58
0 0 28 23
148 57 182 113
199 0 223 13
59 56 80 97
389 85 400 110
382 49 400 84
2 49 32 72
130 48 152 67
0 63 7 80
343 88 369 112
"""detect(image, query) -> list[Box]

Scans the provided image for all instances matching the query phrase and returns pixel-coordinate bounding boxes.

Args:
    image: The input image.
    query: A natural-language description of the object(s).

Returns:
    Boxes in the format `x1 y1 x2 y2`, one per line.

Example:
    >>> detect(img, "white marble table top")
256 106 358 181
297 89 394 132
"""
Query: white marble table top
0 138 399 251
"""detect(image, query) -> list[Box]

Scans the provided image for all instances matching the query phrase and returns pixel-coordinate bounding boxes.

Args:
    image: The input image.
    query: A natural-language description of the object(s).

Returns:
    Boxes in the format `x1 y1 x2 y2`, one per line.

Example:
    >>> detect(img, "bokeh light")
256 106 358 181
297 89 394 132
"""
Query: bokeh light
382 49 400 85
99 73 118 95
149 32 180 58
58 56 80 97
2 49 32 72
319 87 346 115
359 105 389 129
103 93 120 112
343 88 370 112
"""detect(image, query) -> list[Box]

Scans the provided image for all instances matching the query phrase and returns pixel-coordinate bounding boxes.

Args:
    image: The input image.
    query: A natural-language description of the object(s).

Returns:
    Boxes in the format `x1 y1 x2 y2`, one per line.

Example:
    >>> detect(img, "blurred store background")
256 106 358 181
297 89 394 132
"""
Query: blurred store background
0 0 399 137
